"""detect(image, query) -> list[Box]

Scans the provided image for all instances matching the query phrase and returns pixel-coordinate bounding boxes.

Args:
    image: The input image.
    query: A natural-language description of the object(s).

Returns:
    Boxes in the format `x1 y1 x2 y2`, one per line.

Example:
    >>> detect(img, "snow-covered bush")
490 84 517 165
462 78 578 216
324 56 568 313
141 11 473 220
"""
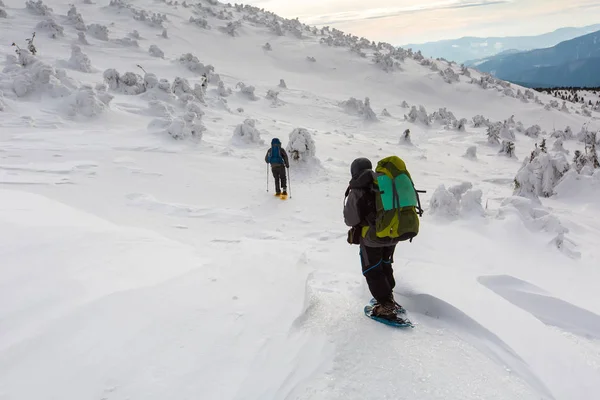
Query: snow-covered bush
68 45 92 72
235 82 257 100
2 57 75 99
26 0 52 15
103 69 146 95
149 44 164 58
266 89 284 106
552 138 568 154
232 119 263 145
399 128 412 145
87 24 109 41
263 42 272 51
217 81 232 97
401 100 409 108
339 97 378 121
486 122 501 145
499 140 516 157
166 114 205 140
500 121 515 140
406 105 430 125
172 77 204 104
430 107 461 129
439 67 459 84
220 21 241 36
178 53 215 77
430 182 483 218
524 124 541 138
278 79 287 89
190 16 210 29
78 32 89 45
67 5 86 30
464 146 477 160
130 30 141 39
472 115 490 128
306 56 316 62
381 108 391 117
287 128 317 163
65 84 112 117
514 144 570 199
113 37 139 47
36 19 65 38
0 8 7 18
373 52 401 72
161 29 168 38
560 101 569 113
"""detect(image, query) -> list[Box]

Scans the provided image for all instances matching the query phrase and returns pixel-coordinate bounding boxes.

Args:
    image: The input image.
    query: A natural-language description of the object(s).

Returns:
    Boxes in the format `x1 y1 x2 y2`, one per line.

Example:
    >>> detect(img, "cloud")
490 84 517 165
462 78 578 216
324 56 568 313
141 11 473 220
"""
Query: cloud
300 0 512 26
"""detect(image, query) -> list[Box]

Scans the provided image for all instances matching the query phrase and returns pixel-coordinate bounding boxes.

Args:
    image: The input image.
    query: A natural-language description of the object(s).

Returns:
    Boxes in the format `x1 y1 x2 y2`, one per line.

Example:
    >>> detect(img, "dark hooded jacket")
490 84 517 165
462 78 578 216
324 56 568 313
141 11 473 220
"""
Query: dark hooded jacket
344 169 402 248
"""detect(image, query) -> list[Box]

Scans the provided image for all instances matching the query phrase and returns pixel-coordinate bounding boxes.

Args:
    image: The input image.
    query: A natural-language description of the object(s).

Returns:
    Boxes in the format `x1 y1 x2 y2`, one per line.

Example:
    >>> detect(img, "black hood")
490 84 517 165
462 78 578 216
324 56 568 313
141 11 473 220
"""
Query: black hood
349 169 375 189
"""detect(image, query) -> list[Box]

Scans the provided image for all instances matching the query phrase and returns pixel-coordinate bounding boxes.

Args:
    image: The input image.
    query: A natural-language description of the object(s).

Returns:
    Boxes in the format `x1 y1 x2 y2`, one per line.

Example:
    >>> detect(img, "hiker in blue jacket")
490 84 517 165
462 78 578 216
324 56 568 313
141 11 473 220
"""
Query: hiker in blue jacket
265 138 290 196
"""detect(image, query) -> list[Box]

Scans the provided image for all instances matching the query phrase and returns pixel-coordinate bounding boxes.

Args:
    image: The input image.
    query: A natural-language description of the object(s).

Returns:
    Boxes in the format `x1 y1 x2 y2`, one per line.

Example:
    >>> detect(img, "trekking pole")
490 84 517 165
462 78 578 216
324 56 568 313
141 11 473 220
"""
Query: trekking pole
287 167 292 199
266 164 269 192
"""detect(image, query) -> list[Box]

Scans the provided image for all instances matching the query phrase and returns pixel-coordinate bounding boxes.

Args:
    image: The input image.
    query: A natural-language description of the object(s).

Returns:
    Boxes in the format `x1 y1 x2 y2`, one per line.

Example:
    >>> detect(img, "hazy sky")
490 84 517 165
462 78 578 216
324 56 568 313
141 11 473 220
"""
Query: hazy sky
245 0 600 44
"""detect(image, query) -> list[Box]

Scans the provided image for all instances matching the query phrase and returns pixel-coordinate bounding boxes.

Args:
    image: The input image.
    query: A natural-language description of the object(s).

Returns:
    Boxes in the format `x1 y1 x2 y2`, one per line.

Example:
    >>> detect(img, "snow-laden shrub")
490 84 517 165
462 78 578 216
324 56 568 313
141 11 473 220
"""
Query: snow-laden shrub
278 79 287 88
263 42 272 51
172 77 204 103
499 140 516 157
67 5 86 30
36 19 65 38
373 52 400 72
430 107 460 129
524 124 541 138
0 8 7 18
217 81 232 97
473 115 490 128
129 30 141 39
339 97 378 121
178 53 215 76
552 138 568 154
406 105 430 125
113 37 139 47
235 82 257 100
500 121 515 140
149 44 164 58
514 147 570 199
103 69 146 95
166 113 205 140
190 16 210 29
78 32 89 45
401 100 409 108
232 119 263 145
220 20 241 36
381 108 391 117
430 182 483 218
287 128 317 163
306 56 316 62
560 101 569 113
161 29 168 38
68 45 92 72
439 67 459 83
399 128 412 146
65 84 112 117
464 146 477 160
26 0 52 15
266 89 284 107
87 24 109 41
486 122 501 145
2 56 74 99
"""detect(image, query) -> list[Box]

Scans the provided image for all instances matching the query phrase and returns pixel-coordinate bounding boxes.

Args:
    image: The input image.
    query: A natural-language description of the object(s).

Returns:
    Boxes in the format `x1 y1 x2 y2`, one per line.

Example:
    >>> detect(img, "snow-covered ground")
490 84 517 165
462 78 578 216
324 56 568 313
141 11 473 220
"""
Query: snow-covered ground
1 1 600 399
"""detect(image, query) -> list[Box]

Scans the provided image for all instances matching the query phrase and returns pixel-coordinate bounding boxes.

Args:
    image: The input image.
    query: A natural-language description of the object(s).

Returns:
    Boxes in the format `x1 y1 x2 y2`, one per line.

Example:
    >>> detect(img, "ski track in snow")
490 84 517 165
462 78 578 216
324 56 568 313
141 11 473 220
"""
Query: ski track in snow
1 0 600 398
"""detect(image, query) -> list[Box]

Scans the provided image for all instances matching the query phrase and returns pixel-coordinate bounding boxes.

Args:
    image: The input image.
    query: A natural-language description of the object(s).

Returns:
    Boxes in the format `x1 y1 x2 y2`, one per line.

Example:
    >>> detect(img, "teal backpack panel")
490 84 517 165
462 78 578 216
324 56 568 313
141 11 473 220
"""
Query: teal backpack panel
376 174 418 211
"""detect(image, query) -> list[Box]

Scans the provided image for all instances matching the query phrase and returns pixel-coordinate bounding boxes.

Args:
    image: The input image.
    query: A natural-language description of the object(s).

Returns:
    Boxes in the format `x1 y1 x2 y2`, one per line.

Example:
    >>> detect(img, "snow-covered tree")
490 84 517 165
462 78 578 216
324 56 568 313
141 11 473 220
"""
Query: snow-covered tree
406 105 430 125
400 128 412 145
68 44 92 72
232 119 263 145
263 42 272 51
464 146 477 160
286 128 317 163
499 140 516 157
235 82 258 100
472 115 490 128
149 45 164 58
486 123 501 145
552 138 568 154
217 81 232 97
514 145 570 199
363 97 378 121
381 108 392 117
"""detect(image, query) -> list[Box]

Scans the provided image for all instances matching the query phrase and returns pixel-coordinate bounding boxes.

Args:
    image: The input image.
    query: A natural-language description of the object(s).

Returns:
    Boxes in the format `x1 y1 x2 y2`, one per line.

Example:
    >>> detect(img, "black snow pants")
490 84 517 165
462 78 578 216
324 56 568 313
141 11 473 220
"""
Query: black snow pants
359 243 396 304
271 164 287 193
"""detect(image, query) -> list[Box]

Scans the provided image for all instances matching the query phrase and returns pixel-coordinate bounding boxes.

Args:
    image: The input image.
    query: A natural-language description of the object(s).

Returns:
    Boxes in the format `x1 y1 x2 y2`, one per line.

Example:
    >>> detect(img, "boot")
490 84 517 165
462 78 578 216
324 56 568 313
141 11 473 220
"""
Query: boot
282 190 288 196
275 192 281 197
372 301 397 321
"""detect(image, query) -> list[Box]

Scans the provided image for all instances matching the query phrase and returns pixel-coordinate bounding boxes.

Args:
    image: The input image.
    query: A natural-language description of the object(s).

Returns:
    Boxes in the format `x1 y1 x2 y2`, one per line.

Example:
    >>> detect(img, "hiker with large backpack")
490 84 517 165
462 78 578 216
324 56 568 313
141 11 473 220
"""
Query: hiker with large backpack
344 156 423 323
265 138 290 198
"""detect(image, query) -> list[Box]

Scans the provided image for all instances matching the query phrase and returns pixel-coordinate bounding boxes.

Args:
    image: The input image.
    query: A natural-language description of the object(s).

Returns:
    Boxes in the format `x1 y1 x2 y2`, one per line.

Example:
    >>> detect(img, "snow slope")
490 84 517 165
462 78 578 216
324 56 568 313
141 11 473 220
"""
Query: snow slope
1 1 600 399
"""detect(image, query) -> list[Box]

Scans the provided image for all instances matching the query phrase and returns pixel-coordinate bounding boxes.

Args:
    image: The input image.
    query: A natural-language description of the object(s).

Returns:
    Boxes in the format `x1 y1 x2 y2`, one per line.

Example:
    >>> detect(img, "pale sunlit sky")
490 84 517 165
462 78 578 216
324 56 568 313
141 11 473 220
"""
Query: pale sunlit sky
245 0 600 44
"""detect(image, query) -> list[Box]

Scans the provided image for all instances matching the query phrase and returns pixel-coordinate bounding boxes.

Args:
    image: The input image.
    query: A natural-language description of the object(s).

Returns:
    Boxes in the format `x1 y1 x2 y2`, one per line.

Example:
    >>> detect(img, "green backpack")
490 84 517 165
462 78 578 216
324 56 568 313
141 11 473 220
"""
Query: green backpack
372 156 424 242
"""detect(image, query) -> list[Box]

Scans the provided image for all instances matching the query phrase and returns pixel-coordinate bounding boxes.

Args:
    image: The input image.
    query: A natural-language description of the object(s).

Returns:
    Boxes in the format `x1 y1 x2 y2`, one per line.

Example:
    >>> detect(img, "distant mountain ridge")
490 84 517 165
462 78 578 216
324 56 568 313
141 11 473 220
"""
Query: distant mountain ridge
403 24 600 63
471 30 600 88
